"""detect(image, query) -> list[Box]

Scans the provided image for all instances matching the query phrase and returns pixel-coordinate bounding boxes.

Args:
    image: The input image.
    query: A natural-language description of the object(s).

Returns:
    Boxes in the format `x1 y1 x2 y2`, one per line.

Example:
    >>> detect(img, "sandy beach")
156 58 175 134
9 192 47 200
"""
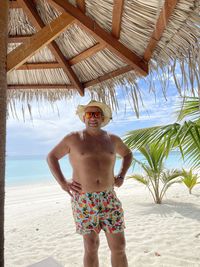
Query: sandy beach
5 179 200 267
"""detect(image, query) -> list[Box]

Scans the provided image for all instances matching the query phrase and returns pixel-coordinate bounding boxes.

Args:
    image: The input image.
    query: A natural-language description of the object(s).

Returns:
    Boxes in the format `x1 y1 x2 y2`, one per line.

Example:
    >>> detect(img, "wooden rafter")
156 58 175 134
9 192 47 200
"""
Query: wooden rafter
84 65 133 88
15 42 106 70
8 84 73 90
8 35 33 43
7 12 75 72
16 0 84 96
112 0 124 39
49 0 148 76
69 43 106 65
8 66 133 90
76 0 85 13
17 62 60 70
144 0 179 61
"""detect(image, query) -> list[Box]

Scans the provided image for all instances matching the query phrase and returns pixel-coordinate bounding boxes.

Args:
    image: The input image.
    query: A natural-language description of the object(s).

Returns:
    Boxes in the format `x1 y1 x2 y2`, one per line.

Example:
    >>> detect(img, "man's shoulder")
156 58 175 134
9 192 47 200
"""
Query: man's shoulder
107 132 122 142
63 131 83 141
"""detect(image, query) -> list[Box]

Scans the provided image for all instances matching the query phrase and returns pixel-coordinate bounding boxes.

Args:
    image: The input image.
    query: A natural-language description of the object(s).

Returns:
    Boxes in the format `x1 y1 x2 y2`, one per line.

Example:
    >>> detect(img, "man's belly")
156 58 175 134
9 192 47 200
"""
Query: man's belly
72 171 115 193
70 154 116 192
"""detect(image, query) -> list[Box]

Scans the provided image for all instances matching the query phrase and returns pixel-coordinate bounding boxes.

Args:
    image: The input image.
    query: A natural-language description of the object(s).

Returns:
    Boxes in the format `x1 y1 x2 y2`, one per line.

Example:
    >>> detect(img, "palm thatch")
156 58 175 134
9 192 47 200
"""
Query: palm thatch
7 0 200 115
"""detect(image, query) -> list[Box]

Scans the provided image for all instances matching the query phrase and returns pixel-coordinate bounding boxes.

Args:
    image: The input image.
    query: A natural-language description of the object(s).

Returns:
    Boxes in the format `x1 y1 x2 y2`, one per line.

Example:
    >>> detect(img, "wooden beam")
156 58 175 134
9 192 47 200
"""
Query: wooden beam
17 62 60 70
76 0 86 13
84 65 133 88
0 1 9 265
8 84 74 90
7 12 76 73
16 0 84 96
9 0 21 8
112 0 124 39
69 43 106 65
8 65 134 89
10 38 105 66
16 43 106 70
83 22 148 75
15 65 134 90
48 42 85 94
49 0 148 76
144 0 179 61
8 66 133 90
8 35 33 43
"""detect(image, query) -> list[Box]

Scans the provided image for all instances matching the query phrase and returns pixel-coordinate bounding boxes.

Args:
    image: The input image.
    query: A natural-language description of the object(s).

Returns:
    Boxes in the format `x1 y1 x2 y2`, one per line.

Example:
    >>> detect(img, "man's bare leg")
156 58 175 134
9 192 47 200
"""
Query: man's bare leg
105 231 128 267
83 231 100 267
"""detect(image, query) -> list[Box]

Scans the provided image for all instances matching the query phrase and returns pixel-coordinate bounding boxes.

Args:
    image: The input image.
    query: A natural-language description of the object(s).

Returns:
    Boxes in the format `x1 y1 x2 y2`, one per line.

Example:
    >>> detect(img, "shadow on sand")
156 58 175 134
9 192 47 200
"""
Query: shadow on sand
137 199 200 222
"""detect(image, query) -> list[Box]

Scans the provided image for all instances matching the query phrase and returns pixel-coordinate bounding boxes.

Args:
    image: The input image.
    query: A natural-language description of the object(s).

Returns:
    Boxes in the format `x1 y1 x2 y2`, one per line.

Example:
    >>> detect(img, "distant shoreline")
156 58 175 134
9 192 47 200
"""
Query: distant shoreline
5 151 190 187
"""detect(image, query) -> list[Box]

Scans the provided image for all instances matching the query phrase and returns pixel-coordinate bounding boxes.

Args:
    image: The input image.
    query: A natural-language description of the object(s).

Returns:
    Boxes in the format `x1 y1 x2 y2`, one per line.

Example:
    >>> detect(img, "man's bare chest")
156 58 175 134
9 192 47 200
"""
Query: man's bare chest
70 136 115 156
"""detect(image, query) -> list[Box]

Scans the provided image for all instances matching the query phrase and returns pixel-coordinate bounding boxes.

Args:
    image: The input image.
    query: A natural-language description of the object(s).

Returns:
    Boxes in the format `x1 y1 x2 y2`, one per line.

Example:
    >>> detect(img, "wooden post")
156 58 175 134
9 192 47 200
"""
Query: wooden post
0 1 8 266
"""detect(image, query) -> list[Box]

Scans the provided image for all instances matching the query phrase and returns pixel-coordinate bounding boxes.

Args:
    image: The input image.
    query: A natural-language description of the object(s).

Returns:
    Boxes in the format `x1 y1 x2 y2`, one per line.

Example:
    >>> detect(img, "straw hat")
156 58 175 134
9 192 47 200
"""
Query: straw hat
76 100 112 127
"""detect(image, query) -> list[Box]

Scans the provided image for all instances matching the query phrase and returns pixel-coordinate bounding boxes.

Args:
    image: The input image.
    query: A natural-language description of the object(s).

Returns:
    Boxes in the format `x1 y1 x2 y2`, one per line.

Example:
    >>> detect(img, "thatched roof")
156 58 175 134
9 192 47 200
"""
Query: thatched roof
7 0 200 114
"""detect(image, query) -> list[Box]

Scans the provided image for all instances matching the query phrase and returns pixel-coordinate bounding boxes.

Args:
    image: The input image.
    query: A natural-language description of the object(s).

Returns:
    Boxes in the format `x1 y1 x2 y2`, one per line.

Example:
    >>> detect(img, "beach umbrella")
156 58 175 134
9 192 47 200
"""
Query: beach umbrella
7 0 200 115
2 0 200 266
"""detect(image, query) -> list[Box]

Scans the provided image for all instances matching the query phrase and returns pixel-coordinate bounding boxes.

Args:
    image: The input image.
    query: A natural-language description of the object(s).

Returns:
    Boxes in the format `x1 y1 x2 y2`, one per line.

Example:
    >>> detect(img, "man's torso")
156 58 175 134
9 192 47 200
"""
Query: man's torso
67 130 117 192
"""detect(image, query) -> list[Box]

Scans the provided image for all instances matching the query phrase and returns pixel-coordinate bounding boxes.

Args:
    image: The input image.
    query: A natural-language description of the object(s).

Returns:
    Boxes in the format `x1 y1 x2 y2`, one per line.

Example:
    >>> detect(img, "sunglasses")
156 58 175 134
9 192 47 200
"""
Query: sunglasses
85 112 103 119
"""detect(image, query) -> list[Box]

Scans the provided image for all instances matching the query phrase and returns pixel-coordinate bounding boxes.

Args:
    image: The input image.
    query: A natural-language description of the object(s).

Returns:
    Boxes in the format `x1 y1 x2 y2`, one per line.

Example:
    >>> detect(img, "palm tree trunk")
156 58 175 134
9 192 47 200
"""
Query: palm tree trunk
0 1 9 266
154 175 162 204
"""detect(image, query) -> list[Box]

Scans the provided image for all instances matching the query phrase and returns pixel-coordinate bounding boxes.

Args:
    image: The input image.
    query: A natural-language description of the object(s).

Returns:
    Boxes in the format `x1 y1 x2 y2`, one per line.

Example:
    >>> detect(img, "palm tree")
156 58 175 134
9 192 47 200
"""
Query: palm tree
0 2 9 266
124 97 200 169
181 169 200 194
128 143 182 204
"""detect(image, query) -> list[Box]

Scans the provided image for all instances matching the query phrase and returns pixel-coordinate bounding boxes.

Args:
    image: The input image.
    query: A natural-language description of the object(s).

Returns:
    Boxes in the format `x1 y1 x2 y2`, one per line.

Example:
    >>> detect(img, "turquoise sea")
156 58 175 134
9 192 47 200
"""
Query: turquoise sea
5 151 189 187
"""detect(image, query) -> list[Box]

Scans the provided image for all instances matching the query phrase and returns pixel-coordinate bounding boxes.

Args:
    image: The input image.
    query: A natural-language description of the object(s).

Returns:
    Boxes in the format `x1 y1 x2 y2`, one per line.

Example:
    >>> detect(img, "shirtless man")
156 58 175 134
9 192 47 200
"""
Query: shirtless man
47 100 132 267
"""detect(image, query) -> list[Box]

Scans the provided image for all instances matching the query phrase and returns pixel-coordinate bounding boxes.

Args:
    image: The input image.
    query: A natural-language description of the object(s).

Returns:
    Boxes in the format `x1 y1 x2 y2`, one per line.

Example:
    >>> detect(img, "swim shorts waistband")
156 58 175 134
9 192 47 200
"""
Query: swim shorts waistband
79 187 114 195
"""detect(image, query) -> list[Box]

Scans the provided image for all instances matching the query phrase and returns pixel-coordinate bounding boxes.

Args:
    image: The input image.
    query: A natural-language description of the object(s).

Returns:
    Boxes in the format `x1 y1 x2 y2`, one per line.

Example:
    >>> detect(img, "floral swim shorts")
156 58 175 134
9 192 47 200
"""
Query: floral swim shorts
71 188 125 235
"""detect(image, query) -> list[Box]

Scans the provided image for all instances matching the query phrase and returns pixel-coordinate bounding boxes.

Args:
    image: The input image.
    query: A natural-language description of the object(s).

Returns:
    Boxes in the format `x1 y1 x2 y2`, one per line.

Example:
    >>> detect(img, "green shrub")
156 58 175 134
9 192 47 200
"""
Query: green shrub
128 143 182 204
181 169 200 194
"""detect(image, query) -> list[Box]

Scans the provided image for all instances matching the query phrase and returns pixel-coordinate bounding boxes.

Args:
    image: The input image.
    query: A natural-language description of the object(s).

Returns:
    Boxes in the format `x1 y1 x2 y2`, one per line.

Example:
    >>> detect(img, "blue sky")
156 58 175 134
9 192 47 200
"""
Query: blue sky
6 76 182 156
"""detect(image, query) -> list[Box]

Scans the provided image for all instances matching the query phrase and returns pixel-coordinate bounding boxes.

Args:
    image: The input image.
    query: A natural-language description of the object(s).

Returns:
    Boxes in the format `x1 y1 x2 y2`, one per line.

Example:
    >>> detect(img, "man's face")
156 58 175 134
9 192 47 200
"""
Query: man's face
83 106 104 129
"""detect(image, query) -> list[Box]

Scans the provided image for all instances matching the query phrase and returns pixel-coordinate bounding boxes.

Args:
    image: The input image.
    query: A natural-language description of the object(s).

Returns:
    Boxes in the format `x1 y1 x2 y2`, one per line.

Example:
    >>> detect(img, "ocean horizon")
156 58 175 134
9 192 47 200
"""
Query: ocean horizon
5 151 189 187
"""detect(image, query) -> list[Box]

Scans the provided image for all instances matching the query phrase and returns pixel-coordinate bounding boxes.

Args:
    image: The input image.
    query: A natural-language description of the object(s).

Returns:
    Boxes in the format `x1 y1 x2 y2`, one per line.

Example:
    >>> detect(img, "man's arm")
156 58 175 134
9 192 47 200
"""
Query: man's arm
113 135 133 187
47 135 81 195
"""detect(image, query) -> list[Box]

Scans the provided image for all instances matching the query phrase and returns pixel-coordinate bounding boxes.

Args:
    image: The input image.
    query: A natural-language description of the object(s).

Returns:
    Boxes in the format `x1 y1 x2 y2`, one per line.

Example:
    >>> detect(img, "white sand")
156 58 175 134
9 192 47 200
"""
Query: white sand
5 179 200 267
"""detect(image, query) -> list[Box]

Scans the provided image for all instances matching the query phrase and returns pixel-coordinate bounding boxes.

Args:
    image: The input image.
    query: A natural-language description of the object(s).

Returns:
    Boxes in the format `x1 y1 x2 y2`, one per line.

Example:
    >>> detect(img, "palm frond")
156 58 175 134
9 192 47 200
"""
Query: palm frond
124 123 182 152
181 168 199 189
127 174 148 185
124 121 200 169
180 122 200 168
177 97 200 123
161 169 183 183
